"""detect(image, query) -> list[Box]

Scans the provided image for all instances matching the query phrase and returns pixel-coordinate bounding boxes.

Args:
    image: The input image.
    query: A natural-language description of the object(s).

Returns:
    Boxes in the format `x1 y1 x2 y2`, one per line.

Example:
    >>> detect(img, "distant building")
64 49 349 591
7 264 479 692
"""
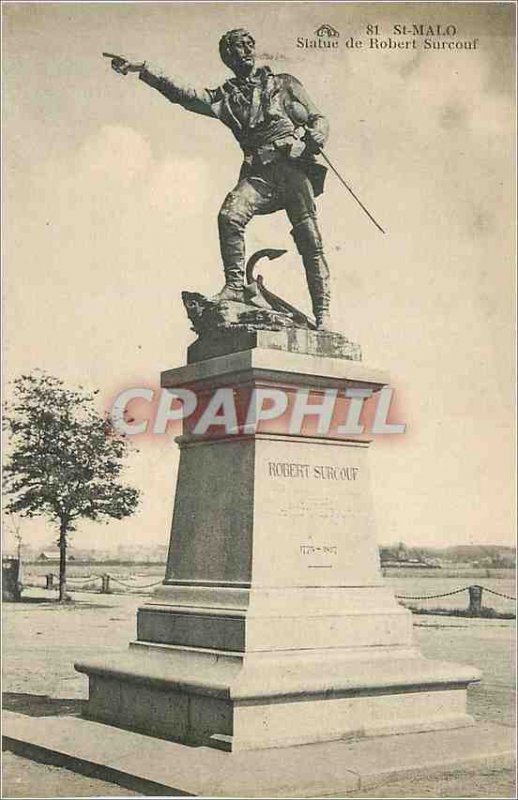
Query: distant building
31 545 168 564
380 558 441 569
36 551 76 563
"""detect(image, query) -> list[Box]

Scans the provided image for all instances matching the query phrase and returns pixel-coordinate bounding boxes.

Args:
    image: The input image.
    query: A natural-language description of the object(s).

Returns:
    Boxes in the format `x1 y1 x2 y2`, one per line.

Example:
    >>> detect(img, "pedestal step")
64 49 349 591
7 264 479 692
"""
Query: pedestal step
75 646 480 751
5 709 514 798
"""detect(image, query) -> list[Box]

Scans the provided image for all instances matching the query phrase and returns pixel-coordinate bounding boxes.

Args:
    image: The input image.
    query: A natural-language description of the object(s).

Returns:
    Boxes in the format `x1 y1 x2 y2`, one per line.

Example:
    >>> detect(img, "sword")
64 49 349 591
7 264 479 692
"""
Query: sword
318 149 386 235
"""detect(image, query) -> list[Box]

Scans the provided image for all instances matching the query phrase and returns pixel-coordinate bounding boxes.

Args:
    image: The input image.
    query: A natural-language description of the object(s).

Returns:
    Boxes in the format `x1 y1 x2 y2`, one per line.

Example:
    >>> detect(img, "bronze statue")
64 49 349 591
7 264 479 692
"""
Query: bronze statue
105 29 332 329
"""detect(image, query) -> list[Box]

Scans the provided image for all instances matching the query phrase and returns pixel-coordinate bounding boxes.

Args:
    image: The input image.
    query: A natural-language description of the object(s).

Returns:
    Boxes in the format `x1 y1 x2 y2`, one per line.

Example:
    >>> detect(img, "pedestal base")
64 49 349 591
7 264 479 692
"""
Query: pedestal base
77 643 477 751
77 581 479 751
76 344 480 751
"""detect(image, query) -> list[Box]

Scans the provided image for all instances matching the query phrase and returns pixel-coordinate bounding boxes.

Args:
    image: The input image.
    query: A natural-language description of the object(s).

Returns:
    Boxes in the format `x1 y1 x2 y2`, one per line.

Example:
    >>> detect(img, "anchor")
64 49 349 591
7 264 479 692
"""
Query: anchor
245 248 318 330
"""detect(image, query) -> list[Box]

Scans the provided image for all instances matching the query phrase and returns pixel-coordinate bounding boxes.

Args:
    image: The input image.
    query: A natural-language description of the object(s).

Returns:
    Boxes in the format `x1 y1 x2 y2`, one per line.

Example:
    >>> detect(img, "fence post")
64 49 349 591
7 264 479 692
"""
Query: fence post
45 573 55 589
101 574 111 594
468 585 483 616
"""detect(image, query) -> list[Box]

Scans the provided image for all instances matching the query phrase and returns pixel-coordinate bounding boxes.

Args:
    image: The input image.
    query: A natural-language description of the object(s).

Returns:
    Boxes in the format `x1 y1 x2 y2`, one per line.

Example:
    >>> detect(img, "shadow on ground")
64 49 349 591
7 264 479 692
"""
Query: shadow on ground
3 597 62 605
5 596 115 609
3 692 83 717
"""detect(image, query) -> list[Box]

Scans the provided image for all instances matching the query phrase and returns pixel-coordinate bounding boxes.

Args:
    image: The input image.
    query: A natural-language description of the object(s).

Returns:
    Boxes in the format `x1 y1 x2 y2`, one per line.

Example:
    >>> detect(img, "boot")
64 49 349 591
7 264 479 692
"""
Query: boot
305 258 331 329
214 201 249 304
211 283 246 304
211 283 274 309
315 308 331 330
291 218 332 330
211 263 246 304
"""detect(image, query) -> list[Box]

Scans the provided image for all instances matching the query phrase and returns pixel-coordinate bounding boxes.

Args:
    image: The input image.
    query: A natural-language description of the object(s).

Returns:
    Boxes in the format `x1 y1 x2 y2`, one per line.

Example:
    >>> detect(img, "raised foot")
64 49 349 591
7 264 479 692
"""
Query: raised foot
210 284 246 304
211 282 273 310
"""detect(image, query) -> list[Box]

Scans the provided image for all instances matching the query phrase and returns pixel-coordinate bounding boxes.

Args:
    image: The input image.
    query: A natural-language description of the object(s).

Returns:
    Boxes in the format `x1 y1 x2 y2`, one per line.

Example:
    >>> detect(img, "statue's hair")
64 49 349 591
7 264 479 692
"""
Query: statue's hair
219 29 255 68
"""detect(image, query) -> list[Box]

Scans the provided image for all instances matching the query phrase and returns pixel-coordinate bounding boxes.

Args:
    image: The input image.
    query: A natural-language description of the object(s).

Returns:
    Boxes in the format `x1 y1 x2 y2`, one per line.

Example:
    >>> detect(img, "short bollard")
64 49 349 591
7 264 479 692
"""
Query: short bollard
2 558 22 601
468 585 483 616
45 573 55 590
101 574 111 594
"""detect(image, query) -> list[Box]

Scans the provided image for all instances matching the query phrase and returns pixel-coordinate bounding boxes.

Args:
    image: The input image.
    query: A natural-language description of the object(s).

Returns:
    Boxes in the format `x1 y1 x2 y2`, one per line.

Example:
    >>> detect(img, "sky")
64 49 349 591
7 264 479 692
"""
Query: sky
3 1 516 552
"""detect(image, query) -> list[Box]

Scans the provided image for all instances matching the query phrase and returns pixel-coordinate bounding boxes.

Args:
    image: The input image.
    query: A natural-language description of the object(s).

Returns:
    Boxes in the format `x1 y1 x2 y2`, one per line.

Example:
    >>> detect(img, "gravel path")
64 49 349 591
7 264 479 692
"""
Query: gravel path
2 752 141 798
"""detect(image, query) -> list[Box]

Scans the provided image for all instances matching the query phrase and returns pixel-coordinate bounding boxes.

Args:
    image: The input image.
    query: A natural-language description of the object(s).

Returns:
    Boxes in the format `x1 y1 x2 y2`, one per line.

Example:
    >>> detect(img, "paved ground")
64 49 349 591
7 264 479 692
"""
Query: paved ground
2 589 516 798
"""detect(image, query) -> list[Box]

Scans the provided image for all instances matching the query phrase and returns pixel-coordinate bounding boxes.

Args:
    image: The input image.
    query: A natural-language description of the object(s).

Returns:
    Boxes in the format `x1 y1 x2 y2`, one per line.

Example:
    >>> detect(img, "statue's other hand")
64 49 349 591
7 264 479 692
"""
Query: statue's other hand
288 138 306 160
306 129 326 150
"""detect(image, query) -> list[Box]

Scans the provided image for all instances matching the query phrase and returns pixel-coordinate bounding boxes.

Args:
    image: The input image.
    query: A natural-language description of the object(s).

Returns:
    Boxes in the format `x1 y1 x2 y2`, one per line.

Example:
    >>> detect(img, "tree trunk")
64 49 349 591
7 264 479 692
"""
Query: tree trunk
58 521 68 602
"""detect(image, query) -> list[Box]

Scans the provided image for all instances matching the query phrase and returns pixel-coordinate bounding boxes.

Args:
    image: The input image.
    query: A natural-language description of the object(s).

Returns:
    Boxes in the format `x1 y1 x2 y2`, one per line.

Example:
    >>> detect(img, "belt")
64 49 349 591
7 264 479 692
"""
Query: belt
254 131 306 165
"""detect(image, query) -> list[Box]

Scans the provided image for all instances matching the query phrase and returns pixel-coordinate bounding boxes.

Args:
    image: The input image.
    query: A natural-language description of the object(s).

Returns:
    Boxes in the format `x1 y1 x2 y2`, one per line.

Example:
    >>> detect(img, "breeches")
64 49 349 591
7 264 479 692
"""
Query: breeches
217 160 324 273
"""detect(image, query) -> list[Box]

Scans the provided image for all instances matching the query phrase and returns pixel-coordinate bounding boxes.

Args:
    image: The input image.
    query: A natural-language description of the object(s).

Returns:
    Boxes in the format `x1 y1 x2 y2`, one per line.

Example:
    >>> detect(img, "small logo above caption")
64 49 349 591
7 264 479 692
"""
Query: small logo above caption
297 24 340 50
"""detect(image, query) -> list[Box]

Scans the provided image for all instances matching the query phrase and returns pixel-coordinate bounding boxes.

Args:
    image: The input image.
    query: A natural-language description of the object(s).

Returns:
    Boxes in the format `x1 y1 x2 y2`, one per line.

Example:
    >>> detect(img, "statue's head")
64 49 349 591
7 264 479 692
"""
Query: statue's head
219 29 256 77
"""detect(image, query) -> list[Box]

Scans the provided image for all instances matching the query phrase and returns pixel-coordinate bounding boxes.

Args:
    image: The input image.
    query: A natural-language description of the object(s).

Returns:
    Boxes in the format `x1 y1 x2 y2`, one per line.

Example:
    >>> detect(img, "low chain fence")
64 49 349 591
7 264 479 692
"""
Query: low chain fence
395 584 516 619
24 572 164 595
21 573 517 617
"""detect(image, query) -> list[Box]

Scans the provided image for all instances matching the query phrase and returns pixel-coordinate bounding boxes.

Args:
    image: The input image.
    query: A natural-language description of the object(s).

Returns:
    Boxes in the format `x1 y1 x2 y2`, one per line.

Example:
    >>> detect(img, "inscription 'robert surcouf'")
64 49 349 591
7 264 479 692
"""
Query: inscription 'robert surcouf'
268 461 359 480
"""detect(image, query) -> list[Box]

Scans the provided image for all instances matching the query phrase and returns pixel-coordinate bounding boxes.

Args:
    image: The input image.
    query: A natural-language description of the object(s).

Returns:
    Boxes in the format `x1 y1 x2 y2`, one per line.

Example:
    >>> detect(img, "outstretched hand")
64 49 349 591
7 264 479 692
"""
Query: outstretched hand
102 53 145 76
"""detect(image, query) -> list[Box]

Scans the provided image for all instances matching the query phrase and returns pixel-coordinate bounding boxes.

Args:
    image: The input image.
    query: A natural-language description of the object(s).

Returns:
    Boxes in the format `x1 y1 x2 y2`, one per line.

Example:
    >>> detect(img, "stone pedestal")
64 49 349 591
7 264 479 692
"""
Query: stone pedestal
76 333 479 751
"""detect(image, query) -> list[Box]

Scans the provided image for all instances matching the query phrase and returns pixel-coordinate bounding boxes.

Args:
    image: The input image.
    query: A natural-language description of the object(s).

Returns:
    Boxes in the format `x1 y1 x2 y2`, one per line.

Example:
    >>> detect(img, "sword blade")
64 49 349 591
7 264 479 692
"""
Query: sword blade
319 150 386 235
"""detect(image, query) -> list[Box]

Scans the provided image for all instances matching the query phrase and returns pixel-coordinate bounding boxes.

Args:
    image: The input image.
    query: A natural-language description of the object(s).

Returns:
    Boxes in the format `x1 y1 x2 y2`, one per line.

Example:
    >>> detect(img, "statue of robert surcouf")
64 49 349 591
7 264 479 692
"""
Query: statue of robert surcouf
105 28 332 329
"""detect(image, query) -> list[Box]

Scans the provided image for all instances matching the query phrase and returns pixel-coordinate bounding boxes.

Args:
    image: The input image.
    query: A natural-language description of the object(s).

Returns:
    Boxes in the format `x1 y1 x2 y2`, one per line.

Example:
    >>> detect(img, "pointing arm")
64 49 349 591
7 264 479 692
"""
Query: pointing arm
103 53 217 118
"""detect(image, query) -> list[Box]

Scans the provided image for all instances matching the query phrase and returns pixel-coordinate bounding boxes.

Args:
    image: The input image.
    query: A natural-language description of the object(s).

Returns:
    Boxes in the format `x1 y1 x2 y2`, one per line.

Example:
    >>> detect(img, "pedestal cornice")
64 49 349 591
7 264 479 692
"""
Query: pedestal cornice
162 348 390 391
